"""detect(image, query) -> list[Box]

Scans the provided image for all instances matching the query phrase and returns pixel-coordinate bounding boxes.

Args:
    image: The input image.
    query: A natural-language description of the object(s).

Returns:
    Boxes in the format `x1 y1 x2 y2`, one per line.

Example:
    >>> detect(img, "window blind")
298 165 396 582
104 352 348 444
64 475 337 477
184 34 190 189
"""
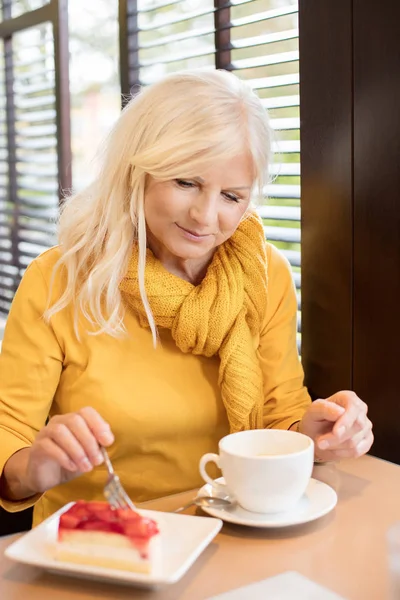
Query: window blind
0 0 71 316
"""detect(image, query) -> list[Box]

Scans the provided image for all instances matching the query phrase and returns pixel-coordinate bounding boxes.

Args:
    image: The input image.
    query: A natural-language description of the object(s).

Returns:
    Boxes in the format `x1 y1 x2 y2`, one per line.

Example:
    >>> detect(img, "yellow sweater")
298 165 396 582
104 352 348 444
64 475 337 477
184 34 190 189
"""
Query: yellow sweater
0 244 310 526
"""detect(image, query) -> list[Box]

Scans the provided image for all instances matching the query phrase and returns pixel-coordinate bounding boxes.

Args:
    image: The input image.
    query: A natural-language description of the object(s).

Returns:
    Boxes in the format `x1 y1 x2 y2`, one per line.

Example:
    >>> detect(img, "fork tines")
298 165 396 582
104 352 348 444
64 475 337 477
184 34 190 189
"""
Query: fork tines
100 445 137 512
104 475 136 511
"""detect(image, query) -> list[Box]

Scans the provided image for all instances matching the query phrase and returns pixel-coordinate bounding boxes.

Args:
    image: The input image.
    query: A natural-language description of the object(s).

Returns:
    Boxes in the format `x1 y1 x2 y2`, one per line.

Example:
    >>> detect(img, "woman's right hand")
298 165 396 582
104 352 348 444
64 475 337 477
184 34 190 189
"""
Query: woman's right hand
24 407 114 494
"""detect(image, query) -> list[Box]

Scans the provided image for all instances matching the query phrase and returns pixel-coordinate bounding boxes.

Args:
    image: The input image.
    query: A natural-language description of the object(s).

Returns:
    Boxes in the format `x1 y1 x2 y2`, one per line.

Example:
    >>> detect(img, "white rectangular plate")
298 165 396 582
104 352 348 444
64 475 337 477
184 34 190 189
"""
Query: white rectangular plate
5 503 222 588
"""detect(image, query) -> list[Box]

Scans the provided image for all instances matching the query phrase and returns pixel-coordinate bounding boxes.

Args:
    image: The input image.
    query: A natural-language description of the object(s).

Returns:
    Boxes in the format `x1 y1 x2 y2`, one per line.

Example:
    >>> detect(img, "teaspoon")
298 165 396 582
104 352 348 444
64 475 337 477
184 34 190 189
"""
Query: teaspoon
174 495 232 513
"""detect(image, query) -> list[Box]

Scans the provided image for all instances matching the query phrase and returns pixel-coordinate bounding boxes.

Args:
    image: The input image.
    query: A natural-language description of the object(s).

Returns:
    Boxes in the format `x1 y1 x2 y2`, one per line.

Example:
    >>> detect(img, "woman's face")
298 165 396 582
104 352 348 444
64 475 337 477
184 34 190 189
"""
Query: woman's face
144 153 254 262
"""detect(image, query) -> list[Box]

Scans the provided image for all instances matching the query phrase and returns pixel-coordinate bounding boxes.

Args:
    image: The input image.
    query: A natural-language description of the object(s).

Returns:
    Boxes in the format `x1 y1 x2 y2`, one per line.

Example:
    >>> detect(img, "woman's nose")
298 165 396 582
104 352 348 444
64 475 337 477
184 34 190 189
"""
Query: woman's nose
189 193 217 226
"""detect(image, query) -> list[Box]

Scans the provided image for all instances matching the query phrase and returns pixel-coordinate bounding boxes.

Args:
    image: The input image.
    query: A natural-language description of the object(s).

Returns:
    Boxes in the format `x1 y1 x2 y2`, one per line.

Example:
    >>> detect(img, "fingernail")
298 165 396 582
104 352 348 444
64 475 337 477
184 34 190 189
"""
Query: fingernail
100 430 114 445
318 440 329 450
337 426 346 437
93 452 104 466
357 440 365 454
81 457 93 472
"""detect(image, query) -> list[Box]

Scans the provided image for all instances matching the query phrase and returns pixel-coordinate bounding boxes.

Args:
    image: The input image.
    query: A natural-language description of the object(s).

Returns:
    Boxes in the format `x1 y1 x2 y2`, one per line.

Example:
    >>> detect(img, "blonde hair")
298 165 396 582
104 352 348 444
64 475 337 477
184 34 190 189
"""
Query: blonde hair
46 69 272 342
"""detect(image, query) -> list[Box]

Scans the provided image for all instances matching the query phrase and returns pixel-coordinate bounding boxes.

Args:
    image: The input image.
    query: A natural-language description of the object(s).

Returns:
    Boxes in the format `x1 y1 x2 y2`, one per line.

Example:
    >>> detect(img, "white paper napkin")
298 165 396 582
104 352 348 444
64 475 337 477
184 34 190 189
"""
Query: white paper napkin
207 571 347 600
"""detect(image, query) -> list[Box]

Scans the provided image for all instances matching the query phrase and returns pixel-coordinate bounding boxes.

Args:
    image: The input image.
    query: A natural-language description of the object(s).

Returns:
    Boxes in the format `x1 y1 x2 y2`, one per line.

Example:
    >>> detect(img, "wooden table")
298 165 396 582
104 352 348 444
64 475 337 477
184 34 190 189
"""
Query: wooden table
0 455 399 599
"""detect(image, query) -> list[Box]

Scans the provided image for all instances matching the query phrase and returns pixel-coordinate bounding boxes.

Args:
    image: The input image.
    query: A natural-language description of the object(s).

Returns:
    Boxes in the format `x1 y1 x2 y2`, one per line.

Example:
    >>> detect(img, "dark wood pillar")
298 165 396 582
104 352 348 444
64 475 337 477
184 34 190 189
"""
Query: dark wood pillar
352 0 400 462
299 1 354 397
300 0 400 463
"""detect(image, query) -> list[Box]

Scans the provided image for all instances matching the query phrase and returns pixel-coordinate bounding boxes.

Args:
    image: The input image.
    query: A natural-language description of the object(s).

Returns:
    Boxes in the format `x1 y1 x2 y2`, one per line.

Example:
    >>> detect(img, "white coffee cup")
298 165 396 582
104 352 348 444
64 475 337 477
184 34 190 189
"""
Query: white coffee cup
199 429 314 514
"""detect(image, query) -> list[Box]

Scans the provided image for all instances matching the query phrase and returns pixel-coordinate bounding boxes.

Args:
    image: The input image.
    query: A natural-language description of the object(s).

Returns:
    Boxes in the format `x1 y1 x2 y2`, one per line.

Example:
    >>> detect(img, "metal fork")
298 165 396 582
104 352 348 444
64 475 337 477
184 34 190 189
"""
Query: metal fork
100 446 136 511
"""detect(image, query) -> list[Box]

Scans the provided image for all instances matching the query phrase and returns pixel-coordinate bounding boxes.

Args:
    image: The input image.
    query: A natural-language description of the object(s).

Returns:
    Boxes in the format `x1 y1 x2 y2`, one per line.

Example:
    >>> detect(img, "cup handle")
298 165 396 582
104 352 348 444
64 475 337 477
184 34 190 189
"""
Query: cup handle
199 453 220 485
199 453 229 497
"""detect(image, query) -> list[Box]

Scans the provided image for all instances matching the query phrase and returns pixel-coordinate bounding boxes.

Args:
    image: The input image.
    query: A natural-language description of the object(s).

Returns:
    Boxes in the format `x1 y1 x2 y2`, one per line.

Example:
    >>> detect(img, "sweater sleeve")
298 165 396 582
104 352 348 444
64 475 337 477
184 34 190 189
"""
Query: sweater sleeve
259 243 311 430
0 259 63 511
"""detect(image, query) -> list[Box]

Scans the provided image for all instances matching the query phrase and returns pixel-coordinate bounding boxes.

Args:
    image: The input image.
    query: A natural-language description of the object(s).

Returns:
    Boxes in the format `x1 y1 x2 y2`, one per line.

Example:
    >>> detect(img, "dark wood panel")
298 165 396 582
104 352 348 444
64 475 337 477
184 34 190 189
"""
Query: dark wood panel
299 1 354 399
353 0 400 463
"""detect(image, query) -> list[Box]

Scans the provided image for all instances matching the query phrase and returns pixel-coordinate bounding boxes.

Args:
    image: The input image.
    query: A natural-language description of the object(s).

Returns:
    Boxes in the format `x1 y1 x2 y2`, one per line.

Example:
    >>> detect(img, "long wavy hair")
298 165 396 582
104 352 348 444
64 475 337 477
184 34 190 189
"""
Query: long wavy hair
45 69 272 342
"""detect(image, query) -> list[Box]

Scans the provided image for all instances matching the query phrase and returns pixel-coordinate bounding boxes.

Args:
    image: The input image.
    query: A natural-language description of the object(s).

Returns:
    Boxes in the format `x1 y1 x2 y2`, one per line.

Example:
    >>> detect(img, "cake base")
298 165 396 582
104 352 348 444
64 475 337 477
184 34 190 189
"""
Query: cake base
55 530 159 574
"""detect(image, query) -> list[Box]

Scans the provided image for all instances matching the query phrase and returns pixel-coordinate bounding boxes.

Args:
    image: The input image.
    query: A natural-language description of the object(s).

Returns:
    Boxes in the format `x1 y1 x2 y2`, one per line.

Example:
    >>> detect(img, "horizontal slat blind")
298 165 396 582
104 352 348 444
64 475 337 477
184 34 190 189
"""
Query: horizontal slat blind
0 0 71 319
134 0 215 85
229 0 300 296
0 22 58 315
13 23 58 259
0 39 12 313
222 0 301 344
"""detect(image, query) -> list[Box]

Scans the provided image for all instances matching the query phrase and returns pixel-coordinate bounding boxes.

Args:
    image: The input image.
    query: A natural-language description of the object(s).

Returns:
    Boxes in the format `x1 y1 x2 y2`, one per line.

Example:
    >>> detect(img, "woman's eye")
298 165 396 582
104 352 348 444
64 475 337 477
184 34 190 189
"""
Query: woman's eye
223 192 240 203
176 179 195 188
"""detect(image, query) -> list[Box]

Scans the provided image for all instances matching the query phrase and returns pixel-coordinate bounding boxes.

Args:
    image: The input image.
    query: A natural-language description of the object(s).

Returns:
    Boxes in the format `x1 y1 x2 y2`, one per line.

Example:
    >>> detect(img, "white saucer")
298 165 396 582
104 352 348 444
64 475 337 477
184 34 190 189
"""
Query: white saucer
197 477 337 528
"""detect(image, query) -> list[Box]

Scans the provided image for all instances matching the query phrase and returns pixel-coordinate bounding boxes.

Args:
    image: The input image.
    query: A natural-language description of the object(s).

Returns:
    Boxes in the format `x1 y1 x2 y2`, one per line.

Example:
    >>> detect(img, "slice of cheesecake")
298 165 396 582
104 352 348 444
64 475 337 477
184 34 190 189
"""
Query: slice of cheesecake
55 500 160 573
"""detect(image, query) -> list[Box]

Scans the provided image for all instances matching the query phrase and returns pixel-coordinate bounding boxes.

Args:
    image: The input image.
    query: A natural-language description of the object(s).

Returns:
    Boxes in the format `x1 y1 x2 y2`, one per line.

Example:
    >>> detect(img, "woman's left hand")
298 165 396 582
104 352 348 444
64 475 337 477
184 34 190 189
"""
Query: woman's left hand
299 391 374 461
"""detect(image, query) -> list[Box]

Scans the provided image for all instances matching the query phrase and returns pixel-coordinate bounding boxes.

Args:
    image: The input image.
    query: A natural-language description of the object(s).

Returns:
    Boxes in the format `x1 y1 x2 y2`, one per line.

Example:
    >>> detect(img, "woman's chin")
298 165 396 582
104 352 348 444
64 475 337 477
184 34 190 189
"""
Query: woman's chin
168 239 215 261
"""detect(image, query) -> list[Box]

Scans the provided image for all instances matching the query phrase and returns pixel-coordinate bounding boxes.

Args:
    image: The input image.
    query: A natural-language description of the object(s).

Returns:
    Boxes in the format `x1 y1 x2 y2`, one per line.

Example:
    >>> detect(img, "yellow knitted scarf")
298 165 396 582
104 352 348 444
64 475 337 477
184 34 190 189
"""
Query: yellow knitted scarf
120 212 268 433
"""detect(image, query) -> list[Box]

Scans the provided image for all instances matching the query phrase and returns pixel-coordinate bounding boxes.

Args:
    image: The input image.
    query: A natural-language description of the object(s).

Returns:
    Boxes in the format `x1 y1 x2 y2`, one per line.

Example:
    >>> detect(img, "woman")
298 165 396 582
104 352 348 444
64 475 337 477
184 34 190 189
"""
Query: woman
0 70 373 527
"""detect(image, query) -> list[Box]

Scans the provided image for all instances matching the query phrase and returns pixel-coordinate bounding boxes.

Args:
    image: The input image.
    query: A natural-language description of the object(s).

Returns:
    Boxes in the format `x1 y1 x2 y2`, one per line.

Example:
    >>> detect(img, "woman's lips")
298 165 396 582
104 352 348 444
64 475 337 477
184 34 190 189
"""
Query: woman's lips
176 223 214 240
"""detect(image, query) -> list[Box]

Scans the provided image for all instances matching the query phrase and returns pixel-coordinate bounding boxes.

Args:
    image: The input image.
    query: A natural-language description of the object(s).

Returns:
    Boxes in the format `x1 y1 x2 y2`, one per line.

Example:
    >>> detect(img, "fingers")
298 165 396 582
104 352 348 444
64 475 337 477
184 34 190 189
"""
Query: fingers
67 415 104 468
44 419 100 472
331 432 373 459
337 418 371 450
316 427 374 461
78 407 114 447
316 392 368 449
307 399 345 422
315 418 373 461
37 437 78 472
302 391 373 462
331 392 368 439
37 408 114 473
